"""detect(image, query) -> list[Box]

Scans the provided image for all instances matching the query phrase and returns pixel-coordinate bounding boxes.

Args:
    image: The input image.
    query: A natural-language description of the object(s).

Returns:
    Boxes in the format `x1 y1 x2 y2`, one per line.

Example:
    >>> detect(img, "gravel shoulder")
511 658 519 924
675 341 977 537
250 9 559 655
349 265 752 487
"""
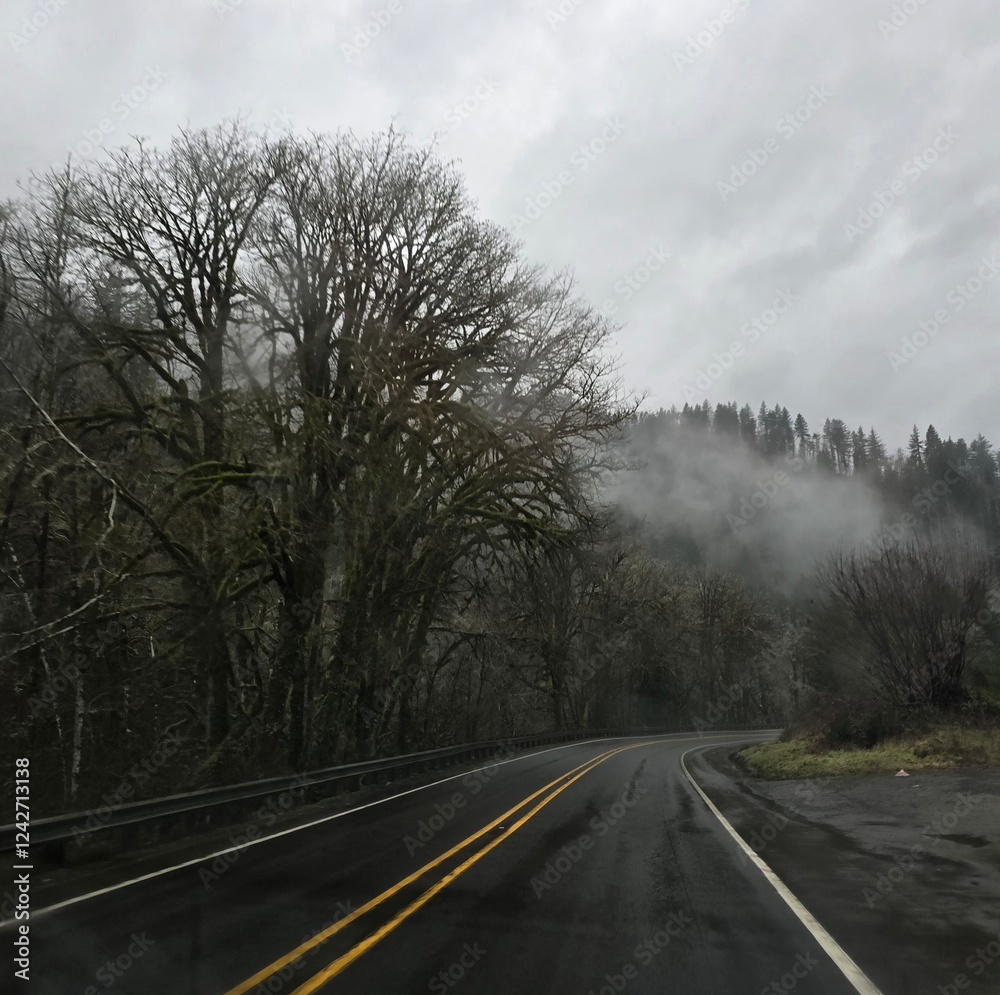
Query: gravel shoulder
692 742 1000 995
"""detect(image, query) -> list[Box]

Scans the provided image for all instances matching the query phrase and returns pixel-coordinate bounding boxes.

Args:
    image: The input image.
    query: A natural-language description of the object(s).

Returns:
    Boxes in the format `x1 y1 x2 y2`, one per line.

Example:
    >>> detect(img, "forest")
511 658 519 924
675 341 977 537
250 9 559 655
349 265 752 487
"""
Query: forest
1 123 998 816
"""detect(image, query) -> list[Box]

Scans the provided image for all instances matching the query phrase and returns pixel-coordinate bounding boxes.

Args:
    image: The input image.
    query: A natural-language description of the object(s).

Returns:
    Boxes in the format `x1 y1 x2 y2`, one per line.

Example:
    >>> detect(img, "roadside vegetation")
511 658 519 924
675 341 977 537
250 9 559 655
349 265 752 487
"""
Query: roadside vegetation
737 530 1000 778
739 695 1000 778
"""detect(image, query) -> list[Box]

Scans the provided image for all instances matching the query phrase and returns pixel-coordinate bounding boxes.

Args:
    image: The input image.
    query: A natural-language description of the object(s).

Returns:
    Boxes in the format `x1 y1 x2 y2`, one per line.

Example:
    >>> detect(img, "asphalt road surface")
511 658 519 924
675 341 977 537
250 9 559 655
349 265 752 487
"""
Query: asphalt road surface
13 733 888 994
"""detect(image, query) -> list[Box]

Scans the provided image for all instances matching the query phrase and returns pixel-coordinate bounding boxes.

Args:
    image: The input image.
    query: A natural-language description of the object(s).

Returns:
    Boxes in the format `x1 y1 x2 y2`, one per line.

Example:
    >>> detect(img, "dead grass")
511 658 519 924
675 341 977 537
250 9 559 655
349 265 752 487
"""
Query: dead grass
738 724 1000 779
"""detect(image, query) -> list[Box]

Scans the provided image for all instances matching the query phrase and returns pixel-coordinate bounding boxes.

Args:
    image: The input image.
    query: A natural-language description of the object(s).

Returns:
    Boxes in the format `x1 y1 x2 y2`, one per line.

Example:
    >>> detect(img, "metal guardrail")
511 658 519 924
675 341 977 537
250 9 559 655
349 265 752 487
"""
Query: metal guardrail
0 724 777 865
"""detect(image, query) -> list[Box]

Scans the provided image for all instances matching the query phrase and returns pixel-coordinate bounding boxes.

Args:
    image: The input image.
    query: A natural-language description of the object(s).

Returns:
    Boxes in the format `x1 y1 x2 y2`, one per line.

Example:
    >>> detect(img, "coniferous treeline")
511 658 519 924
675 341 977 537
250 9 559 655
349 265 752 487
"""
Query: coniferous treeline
636 401 1000 548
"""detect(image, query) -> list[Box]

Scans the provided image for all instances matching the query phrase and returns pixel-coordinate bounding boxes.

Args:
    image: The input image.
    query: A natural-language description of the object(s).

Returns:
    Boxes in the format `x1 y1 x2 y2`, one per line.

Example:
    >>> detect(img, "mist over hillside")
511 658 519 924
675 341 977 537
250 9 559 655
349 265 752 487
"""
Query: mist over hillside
611 402 1000 599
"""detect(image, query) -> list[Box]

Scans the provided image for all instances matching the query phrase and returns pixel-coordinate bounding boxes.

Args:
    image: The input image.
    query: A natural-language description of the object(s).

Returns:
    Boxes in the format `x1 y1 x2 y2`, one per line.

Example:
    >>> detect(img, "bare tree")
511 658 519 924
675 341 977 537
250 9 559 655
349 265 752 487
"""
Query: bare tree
245 129 632 763
1 121 640 802
819 534 995 708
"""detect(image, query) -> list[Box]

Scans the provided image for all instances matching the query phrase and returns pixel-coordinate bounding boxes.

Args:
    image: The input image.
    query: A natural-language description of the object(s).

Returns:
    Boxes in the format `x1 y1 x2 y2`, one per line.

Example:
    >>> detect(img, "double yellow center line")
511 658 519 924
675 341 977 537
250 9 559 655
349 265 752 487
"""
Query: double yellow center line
224 743 645 994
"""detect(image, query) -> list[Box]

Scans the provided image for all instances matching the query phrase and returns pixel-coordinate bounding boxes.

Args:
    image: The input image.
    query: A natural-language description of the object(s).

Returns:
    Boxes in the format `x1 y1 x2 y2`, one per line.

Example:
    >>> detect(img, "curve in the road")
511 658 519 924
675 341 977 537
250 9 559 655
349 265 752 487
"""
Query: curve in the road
253 743 651 995
21 732 902 994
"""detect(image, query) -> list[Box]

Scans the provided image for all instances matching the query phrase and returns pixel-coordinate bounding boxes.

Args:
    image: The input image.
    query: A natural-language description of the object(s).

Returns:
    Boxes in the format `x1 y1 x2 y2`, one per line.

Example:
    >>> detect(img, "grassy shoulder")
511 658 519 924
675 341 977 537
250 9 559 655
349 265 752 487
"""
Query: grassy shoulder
738 725 1000 779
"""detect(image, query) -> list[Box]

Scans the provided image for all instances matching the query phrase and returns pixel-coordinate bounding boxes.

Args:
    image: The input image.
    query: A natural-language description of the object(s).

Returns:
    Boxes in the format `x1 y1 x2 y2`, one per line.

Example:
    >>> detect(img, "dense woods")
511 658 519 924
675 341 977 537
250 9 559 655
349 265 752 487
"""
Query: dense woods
1 125 997 815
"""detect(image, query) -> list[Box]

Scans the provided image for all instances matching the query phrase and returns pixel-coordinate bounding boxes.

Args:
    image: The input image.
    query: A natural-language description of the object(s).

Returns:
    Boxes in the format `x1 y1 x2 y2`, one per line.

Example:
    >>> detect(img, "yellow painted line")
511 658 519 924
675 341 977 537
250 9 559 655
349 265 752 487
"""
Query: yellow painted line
224 746 625 995
23 739 624 926
289 742 652 993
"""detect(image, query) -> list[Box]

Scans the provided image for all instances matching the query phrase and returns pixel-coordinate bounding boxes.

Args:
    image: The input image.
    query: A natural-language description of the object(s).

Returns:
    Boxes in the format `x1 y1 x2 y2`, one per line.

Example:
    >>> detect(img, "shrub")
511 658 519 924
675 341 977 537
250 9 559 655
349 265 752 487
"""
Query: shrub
786 693 921 749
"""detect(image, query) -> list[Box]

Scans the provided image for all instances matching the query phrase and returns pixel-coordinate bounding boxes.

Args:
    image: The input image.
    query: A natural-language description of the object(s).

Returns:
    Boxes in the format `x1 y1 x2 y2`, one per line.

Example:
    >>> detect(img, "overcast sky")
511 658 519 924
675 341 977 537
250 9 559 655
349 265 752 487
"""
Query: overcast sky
2 0 997 450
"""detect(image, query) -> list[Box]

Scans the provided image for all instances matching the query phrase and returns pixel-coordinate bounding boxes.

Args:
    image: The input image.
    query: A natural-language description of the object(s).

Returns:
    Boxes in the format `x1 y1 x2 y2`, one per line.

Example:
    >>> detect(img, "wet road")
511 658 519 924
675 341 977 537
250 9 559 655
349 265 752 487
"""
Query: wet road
14 733 887 994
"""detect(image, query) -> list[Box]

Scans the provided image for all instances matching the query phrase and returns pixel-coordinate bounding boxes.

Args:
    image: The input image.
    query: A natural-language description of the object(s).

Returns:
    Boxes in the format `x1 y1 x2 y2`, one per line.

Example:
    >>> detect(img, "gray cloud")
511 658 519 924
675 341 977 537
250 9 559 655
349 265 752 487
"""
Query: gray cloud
2 0 996 447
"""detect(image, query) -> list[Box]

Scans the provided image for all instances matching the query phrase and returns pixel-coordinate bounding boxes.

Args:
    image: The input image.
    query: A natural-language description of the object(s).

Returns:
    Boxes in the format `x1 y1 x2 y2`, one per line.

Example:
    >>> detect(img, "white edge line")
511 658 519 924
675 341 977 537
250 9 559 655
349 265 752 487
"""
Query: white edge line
11 731 747 922
680 744 884 995
11 740 596 922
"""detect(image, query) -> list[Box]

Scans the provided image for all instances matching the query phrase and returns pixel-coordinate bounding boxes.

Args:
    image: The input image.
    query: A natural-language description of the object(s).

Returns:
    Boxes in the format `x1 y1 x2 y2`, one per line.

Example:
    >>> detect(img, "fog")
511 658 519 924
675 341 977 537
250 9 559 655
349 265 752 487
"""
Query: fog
611 419 887 597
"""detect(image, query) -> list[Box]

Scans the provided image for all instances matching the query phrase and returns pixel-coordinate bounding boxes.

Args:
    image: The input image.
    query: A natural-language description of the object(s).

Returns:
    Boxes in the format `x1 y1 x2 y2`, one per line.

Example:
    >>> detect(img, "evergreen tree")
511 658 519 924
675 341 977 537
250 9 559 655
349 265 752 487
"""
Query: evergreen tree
758 401 769 454
713 401 740 437
824 419 850 473
776 406 794 455
738 404 757 446
852 427 867 472
794 413 809 458
924 424 946 480
866 427 887 468
681 401 710 432
969 434 996 483
907 425 924 469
